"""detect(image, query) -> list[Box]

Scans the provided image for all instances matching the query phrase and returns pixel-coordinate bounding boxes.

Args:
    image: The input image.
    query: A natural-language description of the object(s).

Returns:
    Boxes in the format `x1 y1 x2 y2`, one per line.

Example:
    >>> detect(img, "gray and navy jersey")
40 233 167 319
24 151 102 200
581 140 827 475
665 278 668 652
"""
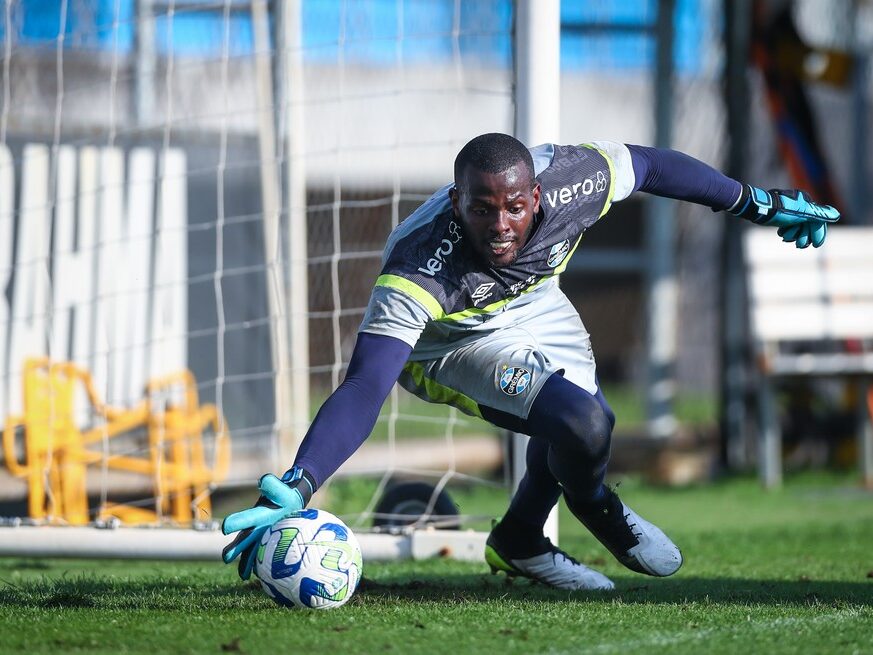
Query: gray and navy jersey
360 141 637 359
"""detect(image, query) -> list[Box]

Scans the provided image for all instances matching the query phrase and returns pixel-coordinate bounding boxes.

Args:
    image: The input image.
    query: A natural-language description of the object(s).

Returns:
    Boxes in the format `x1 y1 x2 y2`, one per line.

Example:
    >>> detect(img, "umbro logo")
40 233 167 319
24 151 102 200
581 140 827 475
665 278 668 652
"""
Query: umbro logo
471 282 495 304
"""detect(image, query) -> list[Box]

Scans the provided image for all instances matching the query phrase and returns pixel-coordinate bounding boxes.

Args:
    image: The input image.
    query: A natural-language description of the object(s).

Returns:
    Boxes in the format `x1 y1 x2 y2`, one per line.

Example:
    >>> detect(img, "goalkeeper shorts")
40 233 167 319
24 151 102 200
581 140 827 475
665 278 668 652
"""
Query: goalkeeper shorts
397 290 597 420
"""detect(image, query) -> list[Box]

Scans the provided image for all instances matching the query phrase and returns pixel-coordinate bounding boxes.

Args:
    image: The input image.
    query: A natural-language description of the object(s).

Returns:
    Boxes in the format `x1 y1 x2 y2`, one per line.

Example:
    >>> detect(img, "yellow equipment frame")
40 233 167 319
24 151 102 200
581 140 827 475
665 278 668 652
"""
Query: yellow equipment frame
2 358 231 526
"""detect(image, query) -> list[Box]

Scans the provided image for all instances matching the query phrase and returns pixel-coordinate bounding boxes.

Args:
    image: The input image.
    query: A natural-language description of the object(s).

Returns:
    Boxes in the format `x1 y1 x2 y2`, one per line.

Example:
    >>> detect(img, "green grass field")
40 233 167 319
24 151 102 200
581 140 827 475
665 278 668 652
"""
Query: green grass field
1 473 871 654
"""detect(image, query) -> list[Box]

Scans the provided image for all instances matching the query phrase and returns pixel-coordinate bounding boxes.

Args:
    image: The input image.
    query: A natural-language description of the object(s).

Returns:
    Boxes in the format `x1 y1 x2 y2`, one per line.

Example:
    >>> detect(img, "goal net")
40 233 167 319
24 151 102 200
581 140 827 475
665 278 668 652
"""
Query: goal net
0 0 734 561
0 0 516 558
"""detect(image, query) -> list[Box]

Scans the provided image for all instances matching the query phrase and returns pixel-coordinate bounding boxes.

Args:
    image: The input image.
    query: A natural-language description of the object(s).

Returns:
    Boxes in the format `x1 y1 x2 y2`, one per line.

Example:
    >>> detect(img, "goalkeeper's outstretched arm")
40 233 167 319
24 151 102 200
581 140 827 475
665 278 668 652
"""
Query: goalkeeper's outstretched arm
222 331 412 579
293 331 413 486
622 143 840 247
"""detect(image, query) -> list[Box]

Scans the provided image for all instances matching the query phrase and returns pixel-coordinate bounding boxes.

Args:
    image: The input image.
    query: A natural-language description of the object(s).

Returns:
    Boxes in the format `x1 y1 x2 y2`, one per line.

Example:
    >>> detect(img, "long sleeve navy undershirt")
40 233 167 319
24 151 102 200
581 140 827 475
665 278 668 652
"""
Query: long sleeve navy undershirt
627 144 742 210
293 332 412 487
292 145 743 489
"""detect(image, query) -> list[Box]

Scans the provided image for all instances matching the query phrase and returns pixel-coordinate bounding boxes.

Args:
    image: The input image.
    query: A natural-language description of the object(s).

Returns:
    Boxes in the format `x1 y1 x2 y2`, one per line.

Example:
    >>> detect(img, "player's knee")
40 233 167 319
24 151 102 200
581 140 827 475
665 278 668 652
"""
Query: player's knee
554 399 612 462
602 402 616 431
579 403 613 461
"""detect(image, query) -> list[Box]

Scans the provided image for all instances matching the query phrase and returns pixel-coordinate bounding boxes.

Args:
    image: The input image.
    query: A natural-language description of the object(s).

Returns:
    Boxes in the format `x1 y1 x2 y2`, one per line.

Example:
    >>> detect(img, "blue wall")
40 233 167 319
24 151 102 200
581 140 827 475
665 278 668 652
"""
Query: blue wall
0 0 708 73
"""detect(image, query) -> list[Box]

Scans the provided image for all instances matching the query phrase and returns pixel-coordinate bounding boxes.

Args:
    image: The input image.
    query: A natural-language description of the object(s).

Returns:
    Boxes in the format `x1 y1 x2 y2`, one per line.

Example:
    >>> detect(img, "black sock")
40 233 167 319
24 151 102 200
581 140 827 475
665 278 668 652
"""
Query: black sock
565 483 607 510
489 509 551 558
565 484 621 521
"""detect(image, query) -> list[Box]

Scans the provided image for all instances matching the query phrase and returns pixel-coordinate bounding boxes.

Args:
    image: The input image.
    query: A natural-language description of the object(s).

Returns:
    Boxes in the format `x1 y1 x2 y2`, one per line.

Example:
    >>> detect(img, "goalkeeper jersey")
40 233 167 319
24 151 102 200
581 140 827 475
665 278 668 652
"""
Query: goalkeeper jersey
296 141 744 486
359 141 636 359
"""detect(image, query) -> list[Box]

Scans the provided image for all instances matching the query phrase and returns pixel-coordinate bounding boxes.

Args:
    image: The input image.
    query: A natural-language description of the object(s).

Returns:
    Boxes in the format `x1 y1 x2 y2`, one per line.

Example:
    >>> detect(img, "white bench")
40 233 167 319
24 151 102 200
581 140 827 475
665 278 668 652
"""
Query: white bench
745 226 873 488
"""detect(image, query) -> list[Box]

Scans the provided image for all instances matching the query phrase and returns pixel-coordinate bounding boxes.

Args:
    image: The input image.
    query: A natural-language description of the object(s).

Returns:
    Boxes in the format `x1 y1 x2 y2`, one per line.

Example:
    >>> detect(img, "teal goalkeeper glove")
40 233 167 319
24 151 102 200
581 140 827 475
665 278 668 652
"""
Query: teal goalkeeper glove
729 185 840 248
221 466 316 580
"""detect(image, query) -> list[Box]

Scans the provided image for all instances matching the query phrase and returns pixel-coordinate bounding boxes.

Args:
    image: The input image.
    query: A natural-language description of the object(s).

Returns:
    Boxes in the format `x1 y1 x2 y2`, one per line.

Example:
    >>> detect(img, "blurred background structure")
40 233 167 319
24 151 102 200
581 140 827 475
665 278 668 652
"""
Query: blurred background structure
0 0 871 533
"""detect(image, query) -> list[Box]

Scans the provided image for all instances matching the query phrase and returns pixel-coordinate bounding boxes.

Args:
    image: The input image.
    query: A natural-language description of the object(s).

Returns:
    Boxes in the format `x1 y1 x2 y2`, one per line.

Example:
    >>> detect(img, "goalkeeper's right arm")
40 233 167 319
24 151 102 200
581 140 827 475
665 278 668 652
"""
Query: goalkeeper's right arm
222 331 412 579
292 332 413 487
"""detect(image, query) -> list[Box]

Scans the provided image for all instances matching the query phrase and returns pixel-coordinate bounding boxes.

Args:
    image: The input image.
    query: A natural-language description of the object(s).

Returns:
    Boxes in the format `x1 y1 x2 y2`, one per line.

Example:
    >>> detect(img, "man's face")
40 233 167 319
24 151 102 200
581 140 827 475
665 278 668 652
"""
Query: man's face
450 163 541 268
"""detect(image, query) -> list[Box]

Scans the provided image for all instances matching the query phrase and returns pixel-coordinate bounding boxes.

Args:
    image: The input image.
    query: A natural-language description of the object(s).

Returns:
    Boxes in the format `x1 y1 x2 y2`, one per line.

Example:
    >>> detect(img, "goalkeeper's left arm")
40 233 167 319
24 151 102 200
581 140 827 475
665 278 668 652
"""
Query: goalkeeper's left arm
616 143 840 246
222 332 412 579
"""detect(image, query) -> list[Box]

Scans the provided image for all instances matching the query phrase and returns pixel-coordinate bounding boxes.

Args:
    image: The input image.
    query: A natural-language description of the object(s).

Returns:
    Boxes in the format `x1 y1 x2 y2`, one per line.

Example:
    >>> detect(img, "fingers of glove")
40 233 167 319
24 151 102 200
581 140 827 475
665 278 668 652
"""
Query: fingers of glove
222 526 249 562
238 532 265 580
773 190 840 223
787 190 840 222
816 204 840 222
222 525 264 563
811 221 827 248
222 503 290 535
779 224 803 242
769 211 807 227
789 202 840 222
258 473 302 508
794 223 812 249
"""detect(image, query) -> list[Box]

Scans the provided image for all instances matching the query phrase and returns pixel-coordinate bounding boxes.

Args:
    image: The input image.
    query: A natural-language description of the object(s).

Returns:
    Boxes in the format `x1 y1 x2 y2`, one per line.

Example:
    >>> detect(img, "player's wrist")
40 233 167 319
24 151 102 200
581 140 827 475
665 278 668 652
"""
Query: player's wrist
728 184 775 223
280 466 317 507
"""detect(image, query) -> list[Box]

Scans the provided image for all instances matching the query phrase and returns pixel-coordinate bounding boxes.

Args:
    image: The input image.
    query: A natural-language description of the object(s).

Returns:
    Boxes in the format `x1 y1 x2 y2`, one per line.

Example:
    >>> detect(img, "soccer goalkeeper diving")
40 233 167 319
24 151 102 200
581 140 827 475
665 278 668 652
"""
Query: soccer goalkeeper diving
223 133 839 589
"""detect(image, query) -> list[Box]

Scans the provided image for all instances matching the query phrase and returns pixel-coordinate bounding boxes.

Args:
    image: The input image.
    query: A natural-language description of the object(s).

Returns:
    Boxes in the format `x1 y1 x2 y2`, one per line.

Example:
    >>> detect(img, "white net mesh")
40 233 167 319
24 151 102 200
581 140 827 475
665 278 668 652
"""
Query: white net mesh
0 0 513 531
7 0 855 537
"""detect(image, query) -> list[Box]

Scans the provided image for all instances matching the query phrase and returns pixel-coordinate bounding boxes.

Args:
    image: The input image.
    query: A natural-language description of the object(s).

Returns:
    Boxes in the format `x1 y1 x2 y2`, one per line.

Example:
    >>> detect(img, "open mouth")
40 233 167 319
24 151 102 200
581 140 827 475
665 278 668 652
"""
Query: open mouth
488 239 515 256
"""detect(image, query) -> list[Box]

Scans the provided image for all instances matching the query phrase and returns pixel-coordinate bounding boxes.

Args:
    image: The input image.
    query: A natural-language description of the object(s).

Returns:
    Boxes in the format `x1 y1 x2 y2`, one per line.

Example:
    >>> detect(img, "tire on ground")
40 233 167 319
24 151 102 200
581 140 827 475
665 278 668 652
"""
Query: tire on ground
372 481 460 531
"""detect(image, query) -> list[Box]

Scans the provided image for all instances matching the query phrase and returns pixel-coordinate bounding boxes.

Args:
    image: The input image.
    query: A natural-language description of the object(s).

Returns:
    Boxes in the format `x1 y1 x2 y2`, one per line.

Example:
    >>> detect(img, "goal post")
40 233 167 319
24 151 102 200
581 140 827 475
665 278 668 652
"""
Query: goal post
0 0 743 564
513 0 561 545
278 0 311 466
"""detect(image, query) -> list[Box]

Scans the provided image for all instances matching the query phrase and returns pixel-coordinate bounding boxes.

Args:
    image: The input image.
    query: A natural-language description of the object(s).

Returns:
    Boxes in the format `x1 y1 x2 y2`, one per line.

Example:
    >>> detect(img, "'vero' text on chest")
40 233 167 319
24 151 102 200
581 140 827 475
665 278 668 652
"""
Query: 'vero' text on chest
417 221 463 276
544 170 607 208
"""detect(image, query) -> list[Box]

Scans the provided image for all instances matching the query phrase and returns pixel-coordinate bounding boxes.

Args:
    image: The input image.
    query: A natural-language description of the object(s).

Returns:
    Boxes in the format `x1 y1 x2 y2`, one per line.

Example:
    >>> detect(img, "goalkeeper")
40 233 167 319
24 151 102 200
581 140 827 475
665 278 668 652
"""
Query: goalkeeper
223 134 839 590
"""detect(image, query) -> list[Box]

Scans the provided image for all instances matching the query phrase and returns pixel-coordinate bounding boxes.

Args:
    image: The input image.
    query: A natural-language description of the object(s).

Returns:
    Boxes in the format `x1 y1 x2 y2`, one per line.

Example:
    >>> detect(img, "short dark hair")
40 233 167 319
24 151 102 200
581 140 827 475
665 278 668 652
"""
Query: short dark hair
454 133 535 186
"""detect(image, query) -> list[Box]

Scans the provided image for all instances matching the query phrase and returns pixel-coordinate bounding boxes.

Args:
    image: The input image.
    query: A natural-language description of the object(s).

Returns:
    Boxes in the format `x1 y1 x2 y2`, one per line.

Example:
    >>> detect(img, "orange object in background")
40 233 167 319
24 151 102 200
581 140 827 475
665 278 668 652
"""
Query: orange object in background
2 359 230 526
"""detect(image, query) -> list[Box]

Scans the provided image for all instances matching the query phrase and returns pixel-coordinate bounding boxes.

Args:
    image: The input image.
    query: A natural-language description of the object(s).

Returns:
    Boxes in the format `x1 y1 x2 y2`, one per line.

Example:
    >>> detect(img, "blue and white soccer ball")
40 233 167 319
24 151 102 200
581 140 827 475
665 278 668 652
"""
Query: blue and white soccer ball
254 508 363 610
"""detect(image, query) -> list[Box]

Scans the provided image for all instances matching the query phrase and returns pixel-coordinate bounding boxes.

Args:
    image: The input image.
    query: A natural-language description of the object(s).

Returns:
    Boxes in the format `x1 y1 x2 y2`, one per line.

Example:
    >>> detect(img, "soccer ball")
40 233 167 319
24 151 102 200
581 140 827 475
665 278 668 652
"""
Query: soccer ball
254 508 363 609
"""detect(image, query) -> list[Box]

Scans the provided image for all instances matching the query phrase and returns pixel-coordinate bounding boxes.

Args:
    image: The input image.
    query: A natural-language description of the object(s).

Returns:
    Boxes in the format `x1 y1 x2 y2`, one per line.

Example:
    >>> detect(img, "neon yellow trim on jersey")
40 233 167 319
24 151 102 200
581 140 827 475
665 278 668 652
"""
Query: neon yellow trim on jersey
441 276 549 322
375 274 445 320
439 233 583 322
403 361 482 418
551 233 585 276
442 294 517 322
581 143 617 218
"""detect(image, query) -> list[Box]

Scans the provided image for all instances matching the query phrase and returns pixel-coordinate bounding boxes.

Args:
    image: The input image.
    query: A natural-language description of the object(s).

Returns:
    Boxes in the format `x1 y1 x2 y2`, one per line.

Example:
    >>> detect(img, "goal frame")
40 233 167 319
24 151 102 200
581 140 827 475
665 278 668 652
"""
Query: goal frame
0 0 560 563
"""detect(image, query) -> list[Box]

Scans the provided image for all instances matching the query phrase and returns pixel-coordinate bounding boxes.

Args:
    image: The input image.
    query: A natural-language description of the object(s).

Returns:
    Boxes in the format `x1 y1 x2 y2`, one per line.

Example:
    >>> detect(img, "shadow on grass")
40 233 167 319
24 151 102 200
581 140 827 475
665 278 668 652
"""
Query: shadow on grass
0 576 263 611
0 573 871 611
355 573 873 607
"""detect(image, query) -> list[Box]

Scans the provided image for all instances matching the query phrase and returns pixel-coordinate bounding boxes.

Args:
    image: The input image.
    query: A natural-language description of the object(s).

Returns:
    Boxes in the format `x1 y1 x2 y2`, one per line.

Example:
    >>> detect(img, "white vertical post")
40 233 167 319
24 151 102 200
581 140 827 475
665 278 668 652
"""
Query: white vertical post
251 0 294 465
514 0 560 146
514 0 560 544
280 0 310 466
0 145 13 419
